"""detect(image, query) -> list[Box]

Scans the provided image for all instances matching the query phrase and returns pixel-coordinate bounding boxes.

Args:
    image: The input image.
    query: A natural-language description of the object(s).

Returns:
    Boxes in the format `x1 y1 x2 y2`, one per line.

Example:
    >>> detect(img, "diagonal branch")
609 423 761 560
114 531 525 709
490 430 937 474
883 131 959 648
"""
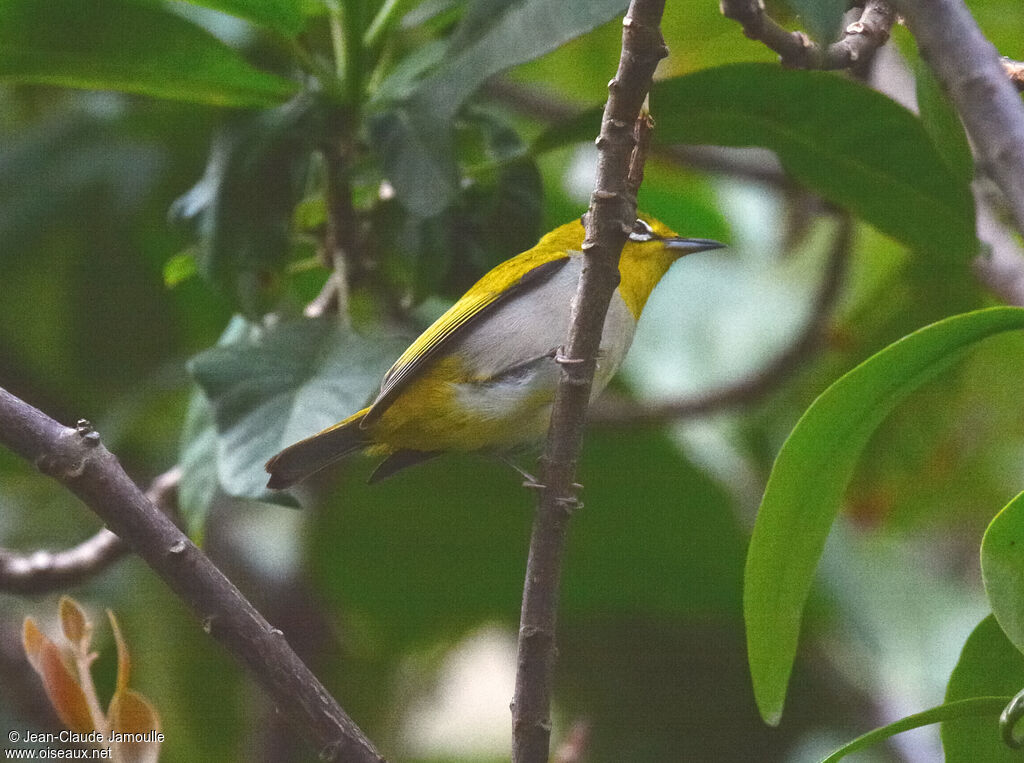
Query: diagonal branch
0 387 383 763
0 467 180 595
510 1 667 761
895 0 1024 242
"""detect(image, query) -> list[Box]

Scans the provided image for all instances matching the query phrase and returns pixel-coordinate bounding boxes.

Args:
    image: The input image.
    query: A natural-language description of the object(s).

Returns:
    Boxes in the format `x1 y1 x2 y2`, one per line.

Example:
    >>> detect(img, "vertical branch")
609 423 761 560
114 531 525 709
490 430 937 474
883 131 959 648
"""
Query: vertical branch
895 0 1024 240
510 2 668 761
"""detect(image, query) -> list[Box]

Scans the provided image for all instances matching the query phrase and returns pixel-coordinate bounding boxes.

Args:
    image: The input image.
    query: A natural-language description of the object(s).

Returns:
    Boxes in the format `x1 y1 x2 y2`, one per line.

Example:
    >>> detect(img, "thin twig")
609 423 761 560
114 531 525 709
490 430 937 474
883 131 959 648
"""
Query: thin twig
591 213 852 425
510 2 667 761
305 138 360 322
0 467 180 595
0 388 383 763
721 0 896 70
894 0 1024 241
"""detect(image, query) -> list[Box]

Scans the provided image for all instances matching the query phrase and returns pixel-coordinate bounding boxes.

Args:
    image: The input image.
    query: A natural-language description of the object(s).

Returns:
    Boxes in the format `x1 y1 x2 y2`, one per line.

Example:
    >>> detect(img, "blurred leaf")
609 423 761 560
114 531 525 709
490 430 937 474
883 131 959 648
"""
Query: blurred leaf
310 428 741 651
982 490 1024 656
22 617 46 675
746 306 1024 725
171 96 322 316
425 0 627 122
784 0 846 43
107 610 132 696
39 638 94 733
821 697 1010 763
374 0 627 216
188 316 409 503
177 0 305 35
535 65 978 260
914 58 974 186
109 689 162 763
0 118 163 259
178 390 220 539
942 615 1024 762
58 596 90 653
0 0 297 106
163 251 199 288
368 105 459 218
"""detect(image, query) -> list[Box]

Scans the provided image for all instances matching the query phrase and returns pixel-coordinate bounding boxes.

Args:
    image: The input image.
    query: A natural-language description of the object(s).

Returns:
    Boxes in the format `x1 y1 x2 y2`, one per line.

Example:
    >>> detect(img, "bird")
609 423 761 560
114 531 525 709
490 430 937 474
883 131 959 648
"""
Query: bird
265 214 724 489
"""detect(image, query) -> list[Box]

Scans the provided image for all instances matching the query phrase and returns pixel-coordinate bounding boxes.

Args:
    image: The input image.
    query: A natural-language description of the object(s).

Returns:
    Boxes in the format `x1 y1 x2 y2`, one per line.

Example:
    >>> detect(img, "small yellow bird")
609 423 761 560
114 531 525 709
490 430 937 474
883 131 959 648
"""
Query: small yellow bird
265 214 723 488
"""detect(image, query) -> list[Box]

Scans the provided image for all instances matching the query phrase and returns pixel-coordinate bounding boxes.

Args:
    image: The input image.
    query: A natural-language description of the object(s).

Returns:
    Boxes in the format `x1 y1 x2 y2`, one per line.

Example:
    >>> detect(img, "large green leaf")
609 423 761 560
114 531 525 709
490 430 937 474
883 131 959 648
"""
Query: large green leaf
0 0 296 106
176 0 306 36
374 0 627 217
821 697 1011 763
534 65 978 260
171 97 322 316
942 615 1024 761
745 307 1024 724
982 491 1024 656
187 317 410 503
655 65 977 259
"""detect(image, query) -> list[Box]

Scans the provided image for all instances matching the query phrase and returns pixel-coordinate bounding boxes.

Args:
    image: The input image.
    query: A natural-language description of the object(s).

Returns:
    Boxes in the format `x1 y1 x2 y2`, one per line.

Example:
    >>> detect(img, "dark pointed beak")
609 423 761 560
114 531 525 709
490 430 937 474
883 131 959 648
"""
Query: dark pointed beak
663 237 727 255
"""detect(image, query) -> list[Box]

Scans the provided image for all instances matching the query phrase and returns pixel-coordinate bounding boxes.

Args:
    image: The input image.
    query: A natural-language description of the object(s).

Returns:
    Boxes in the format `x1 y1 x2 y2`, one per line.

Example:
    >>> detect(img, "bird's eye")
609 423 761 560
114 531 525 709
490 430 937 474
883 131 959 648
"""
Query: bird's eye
629 219 655 242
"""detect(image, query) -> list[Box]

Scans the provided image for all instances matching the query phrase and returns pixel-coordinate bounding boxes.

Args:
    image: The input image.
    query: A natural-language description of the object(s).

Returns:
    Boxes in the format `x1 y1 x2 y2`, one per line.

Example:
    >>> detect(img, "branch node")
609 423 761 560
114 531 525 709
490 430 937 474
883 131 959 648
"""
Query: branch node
167 540 187 555
554 352 585 366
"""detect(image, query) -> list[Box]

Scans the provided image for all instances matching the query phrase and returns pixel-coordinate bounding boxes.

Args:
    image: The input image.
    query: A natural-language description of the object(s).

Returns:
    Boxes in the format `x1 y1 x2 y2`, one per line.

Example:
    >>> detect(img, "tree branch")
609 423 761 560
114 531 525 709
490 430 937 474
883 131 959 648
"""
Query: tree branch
721 0 896 70
592 212 852 425
306 132 361 322
510 2 667 761
0 387 383 763
895 0 1024 242
0 467 180 595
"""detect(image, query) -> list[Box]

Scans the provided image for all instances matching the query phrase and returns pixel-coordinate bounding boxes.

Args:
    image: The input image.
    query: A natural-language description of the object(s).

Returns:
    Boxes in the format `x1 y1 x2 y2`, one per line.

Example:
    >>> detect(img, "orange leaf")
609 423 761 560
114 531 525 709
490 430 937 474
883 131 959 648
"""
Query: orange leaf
107 609 131 695
39 639 93 733
23 617 47 674
109 689 162 763
59 596 91 653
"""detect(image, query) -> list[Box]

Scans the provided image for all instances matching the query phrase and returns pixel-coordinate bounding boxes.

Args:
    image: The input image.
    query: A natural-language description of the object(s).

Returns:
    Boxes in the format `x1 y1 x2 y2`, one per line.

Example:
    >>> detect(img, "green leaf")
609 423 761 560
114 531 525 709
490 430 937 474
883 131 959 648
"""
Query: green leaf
375 0 627 217
654 65 977 260
163 251 199 288
368 106 459 218
821 697 1011 763
784 0 846 43
942 615 1024 761
177 391 220 540
745 306 1024 724
176 0 305 36
534 65 978 260
424 0 628 123
0 0 297 106
187 317 410 503
914 58 974 186
171 97 322 316
982 491 1024 656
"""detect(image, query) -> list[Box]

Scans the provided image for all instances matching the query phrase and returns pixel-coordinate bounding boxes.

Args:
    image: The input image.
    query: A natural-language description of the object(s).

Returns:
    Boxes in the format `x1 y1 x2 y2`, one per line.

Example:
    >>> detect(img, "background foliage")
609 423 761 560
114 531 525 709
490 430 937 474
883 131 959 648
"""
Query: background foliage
2 0 1024 760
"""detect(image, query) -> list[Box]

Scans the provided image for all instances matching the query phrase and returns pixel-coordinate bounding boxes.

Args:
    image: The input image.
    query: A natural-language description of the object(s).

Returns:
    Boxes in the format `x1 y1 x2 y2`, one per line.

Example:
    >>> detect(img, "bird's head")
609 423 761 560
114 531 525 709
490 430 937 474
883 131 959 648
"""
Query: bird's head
617 214 725 318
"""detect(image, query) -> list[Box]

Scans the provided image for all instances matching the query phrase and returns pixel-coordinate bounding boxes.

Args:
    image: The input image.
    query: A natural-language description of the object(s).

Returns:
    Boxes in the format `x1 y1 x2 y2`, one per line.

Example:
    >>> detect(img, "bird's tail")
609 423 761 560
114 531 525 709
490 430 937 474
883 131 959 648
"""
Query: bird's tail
265 407 372 489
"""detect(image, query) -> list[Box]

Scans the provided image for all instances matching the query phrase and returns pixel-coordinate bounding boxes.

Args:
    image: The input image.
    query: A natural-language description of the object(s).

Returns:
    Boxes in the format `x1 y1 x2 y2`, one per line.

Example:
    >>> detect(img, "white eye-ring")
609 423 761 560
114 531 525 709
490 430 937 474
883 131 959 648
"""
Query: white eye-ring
629 219 656 242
